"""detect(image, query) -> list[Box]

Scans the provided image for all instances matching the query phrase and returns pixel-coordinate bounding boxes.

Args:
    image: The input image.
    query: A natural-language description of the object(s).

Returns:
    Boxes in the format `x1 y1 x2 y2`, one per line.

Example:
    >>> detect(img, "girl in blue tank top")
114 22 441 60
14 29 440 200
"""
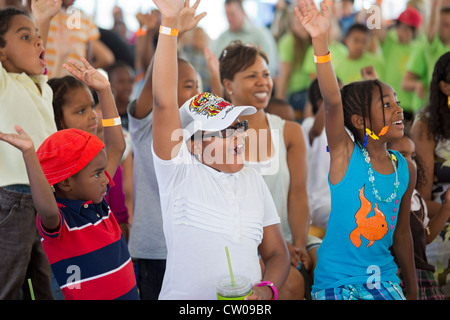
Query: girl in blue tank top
295 0 418 300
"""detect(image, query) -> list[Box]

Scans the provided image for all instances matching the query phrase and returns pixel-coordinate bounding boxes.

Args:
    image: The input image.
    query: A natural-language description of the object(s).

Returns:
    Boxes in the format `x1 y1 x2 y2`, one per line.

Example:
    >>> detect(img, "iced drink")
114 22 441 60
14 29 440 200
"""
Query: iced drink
216 275 253 300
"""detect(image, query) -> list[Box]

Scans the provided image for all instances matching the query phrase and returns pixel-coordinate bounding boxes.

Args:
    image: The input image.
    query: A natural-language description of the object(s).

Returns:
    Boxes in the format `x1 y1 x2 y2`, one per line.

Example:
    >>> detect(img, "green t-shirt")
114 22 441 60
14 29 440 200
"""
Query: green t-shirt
381 29 420 112
334 51 385 85
278 33 312 94
406 34 450 112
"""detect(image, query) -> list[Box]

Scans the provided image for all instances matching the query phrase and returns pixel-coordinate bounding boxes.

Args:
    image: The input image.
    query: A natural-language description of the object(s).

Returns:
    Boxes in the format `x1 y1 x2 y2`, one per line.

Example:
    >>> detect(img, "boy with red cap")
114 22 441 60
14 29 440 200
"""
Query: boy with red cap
372 5 423 120
0 58 139 300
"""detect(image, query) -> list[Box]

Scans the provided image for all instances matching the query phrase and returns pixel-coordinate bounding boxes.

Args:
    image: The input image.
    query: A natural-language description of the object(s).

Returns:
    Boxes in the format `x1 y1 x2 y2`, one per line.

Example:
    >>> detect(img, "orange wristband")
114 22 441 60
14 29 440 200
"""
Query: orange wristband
102 117 122 127
159 25 179 37
314 51 331 64
135 27 147 36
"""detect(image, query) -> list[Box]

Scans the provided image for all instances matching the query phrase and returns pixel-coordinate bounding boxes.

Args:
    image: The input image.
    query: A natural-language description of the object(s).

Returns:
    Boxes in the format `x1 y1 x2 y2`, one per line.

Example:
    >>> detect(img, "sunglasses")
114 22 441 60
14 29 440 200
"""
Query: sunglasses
202 120 248 139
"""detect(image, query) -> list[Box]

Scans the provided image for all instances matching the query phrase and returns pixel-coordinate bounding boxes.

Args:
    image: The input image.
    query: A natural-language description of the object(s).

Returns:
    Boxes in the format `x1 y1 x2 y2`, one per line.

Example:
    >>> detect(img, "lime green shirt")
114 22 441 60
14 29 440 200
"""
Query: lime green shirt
278 33 312 94
381 29 420 112
334 51 385 85
406 34 450 112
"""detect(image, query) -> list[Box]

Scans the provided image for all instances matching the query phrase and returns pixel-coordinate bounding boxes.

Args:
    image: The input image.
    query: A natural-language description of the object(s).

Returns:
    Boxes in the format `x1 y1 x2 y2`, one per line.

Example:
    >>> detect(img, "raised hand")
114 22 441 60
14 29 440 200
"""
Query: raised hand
153 0 185 19
31 0 62 21
63 57 110 92
141 10 161 32
0 125 34 153
361 65 379 80
179 0 207 35
204 47 219 76
294 0 330 39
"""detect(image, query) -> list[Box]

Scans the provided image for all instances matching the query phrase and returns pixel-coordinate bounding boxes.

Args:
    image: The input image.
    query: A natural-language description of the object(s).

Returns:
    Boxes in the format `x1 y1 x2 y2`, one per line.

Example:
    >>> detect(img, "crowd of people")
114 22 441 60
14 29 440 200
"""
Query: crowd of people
0 0 449 301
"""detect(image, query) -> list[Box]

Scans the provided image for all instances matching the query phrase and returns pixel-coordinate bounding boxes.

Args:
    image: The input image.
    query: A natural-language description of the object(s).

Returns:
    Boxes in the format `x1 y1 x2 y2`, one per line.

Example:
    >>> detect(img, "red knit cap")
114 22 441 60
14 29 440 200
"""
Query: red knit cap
37 128 105 186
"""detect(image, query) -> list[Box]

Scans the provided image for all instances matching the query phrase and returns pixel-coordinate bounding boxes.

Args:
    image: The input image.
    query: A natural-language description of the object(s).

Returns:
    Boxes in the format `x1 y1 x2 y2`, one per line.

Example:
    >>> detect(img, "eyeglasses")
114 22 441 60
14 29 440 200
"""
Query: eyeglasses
202 120 248 139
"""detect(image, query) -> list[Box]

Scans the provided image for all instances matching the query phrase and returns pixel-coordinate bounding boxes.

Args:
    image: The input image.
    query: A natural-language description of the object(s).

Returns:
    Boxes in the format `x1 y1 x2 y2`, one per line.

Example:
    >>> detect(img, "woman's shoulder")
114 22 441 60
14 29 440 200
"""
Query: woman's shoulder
283 118 303 136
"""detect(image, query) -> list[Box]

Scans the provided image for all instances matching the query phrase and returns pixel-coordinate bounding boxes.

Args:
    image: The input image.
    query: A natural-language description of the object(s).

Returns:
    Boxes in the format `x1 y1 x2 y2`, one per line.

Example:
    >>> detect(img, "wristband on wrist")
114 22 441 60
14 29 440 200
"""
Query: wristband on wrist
314 51 331 64
135 27 147 36
102 117 122 127
256 281 278 300
159 25 179 37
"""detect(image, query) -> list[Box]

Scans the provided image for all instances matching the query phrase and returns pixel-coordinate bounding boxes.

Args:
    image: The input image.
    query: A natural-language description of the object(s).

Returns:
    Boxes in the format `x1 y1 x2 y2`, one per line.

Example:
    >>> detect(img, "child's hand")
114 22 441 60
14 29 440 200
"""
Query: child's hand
153 0 185 19
142 10 161 32
294 0 330 39
179 0 207 35
0 125 34 153
361 66 379 80
63 58 110 92
31 0 62 22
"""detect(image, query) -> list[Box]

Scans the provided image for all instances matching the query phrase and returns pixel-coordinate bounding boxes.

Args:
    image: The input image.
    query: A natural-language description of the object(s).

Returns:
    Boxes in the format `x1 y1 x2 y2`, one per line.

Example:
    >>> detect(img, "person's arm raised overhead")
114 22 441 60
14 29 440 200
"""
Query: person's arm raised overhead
295 0 353 184
134 0 206 120
31 0 62 48
152 0 184 160
64 58 125 178
152 0 185 160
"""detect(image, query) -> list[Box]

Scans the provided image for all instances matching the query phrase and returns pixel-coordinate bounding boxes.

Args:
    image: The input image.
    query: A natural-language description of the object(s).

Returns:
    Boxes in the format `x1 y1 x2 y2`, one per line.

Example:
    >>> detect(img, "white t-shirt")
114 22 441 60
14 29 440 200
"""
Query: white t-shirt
245 114 291 242
301 117 331 229
152 142 280 300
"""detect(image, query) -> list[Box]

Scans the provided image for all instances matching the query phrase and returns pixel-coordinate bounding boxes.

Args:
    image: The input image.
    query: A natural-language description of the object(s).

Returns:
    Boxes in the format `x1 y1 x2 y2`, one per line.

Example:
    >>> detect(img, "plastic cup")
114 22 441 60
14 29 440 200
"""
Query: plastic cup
216 275 253 300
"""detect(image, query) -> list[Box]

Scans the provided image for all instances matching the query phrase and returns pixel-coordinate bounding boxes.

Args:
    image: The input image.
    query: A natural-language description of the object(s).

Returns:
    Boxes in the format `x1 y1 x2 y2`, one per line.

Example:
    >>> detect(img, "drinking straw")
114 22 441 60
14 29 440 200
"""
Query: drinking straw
28 278 35 300
225 246 235 287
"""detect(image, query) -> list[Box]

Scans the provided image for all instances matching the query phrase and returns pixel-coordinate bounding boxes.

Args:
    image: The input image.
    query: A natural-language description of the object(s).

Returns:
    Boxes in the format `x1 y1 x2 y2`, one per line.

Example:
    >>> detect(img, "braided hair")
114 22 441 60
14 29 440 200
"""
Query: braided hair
341 79 386 145
48 76 89 130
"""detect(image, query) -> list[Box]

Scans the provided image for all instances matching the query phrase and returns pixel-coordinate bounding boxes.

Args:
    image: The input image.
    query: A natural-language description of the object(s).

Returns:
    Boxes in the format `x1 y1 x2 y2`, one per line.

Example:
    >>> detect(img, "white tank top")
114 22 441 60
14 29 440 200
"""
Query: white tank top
245 113 291 242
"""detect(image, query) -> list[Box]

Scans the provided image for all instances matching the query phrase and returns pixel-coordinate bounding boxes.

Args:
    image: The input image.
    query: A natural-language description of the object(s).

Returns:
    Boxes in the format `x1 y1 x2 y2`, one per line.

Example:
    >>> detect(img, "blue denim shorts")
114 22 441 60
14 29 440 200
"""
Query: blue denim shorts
312 281 406 300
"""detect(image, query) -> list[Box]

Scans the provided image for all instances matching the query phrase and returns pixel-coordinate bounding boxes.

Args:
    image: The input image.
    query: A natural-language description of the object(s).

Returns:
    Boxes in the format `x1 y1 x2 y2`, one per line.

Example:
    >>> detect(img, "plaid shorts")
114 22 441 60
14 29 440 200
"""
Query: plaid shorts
399 268 447 300
312 281 405 300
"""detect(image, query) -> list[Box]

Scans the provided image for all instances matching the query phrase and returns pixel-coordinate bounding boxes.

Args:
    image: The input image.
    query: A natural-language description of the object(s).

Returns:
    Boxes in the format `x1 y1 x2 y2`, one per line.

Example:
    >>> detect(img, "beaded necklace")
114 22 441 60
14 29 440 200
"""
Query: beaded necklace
360 145 400 203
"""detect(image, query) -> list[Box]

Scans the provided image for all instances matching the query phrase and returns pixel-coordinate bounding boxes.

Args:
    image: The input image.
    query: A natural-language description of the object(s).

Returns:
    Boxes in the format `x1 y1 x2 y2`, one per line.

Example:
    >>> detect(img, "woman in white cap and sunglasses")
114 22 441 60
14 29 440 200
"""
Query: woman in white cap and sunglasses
150 0 289 300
